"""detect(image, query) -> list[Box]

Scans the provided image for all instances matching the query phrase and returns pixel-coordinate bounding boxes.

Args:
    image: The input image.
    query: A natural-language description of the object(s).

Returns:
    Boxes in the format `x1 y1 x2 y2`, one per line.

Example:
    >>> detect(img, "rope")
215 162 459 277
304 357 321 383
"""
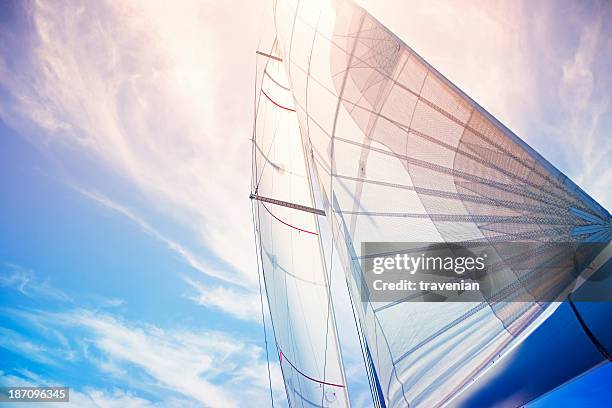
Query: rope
252 202 276 407
251 48 275 408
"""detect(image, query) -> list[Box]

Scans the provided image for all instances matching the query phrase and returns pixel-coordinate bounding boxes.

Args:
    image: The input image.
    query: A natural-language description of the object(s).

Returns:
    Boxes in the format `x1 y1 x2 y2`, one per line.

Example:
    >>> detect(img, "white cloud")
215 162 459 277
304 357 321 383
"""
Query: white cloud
557 16 611 207
1 370 183 408
5 307 284 408
72 313 236 407
76 188 247 288
183 276 262 323
0 327 57 366
102 298 127 308
0 0 263 291
0 264 72 303
1 267 281 406
78 389 162 408
560 20 599 111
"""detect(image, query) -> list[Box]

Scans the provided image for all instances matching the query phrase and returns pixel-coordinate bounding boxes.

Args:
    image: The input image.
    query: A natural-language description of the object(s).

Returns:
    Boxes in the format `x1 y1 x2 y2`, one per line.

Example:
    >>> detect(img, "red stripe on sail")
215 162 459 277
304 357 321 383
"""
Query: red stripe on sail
261 89 296 112
279 350 345 388
261 203 318 235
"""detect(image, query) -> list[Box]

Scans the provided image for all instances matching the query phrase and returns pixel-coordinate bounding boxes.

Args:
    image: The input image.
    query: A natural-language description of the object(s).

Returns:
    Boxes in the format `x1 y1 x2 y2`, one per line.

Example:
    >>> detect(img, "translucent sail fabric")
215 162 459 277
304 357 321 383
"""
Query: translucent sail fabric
252 42 350 407
272 0 611 407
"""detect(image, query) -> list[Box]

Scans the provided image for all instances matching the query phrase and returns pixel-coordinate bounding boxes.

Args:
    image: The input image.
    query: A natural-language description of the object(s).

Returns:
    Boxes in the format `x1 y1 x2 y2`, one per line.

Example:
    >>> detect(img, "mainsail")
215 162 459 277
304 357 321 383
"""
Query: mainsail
252 41 350 407
260 0 611 407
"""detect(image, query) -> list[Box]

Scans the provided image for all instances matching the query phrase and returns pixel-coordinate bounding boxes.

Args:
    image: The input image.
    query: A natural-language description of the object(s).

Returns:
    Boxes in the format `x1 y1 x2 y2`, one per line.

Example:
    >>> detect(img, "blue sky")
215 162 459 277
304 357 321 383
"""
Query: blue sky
0 0 610 407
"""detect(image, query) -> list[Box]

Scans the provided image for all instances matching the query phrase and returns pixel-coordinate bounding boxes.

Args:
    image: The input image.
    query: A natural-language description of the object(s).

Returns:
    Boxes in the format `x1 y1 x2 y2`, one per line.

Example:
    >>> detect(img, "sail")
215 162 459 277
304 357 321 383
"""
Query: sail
252 41 350 407
271 0 611 407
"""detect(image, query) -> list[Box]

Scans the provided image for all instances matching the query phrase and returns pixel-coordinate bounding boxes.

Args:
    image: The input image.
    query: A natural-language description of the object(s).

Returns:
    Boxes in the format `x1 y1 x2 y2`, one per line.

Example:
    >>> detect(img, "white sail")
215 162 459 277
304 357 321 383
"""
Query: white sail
271 1 611 407
252 41 350 407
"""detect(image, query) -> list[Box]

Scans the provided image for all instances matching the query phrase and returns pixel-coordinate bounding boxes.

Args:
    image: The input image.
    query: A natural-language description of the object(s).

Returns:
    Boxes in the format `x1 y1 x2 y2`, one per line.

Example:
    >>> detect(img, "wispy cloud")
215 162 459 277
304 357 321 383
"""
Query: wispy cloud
559 16 600 111
0 0 262 291
183 276 262 323
67 311 238 407
1 265 282 406
1 370 185 408
4 307 284 407
556 8 611 207
101 297 126 308
76 188 247 288
0 264 72 303
0 327 57 366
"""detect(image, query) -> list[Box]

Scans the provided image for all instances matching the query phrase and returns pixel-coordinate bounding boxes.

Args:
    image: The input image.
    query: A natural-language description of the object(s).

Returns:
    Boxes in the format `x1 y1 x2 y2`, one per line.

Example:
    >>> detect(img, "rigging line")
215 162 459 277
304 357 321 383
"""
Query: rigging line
321 228 337 406
453 250 609 404
253 178 291 406
252 201 276 408
251 43 268 199
252 50 275 408
278 350 346 388
261 89 297 112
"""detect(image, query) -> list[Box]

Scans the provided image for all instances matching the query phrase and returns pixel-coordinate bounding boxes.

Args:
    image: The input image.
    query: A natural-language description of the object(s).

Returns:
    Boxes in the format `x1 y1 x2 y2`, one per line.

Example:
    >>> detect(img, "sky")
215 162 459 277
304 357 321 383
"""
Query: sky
0 0 610 407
